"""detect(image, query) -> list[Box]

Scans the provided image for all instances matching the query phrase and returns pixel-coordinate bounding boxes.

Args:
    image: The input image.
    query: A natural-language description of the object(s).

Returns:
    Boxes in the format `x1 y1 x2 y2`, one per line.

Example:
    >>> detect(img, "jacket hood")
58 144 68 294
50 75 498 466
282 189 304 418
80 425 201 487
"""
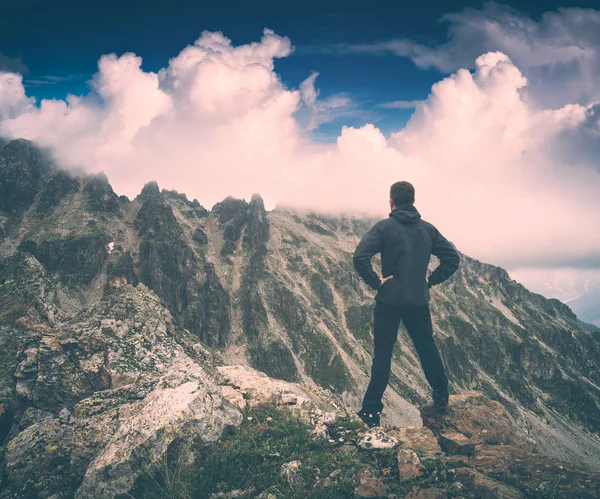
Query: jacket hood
390 204 421 224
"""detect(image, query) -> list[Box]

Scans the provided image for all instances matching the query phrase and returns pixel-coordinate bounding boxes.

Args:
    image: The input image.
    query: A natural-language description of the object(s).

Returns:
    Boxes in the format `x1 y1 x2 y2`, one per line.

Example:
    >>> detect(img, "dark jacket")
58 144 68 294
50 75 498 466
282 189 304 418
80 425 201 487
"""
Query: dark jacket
353 204 460 307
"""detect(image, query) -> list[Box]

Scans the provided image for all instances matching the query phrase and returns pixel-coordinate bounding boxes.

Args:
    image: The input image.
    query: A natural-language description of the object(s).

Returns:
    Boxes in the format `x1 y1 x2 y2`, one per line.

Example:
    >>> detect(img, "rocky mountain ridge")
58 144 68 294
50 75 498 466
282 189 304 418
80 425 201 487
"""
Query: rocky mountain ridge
1 138 600 497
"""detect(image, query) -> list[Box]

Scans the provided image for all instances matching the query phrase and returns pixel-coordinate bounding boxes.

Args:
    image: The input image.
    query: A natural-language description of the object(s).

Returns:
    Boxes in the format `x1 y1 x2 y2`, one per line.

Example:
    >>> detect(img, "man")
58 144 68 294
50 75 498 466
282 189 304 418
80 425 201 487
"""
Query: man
353 181 460 427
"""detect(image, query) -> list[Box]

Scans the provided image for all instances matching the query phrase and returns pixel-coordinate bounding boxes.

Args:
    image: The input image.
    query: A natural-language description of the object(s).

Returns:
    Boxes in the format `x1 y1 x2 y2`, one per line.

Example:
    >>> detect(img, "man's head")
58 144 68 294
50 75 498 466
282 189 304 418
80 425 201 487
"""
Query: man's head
390 181 415 210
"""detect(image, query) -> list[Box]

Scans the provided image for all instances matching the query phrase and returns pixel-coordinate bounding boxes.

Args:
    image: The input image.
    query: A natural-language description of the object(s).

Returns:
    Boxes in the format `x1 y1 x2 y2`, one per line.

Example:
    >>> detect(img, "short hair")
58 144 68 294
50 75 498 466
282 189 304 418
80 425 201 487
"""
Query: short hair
390 181 415 206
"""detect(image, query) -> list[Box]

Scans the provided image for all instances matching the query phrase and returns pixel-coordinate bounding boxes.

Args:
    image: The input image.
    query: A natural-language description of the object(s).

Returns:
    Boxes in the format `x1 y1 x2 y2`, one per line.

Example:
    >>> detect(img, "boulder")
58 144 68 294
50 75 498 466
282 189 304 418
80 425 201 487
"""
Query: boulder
420 392 525 447
390 425 443 459
358 428 399 450
397 449 426 482
453 468 524 499
354 467 391 498
469 444 600 498
438 432 476 456
2 414 76 498
217 365 343 419
74 356 242 498
313 469 342 491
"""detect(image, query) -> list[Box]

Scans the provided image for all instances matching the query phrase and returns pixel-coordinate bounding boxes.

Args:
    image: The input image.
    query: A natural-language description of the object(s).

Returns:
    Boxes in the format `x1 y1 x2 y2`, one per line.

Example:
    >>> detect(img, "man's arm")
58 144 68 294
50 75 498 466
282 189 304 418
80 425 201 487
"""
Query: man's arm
428 227 460 288
353 224 387 290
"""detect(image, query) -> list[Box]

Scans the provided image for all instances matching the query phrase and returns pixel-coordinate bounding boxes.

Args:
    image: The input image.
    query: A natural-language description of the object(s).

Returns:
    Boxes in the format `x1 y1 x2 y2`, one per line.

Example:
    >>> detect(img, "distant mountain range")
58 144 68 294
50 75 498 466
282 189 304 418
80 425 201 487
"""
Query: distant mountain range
568 284 600 328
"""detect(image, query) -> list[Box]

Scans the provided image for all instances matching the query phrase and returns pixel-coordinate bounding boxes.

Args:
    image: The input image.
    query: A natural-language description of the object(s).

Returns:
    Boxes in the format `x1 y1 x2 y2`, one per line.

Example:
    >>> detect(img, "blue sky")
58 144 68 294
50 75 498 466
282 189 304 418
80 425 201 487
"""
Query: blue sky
3 0 599 139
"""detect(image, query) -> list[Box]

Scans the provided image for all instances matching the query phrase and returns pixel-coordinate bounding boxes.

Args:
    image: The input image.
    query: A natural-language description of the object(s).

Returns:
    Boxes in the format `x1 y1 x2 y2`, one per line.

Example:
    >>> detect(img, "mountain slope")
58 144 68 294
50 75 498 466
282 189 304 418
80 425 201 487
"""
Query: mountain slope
1 138 600 496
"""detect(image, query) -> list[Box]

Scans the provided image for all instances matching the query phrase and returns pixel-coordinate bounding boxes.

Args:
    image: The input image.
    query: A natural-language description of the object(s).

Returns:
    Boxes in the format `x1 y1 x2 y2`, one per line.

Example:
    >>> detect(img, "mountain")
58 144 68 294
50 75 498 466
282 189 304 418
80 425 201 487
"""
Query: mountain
568 284 600 328
1 138 600 497
579 319 600 333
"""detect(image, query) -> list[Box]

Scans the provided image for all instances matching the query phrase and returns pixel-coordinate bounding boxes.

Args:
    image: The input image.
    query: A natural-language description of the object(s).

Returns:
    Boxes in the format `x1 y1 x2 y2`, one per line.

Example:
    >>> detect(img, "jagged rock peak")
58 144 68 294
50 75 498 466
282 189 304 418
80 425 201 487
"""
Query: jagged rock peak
1 137 33 150
214 195 248 207
85 171 110 186
243 194 270 252
0 138 56 215
138 180 161 200
83 172 120 213
0 138 58 171
212 196 249 224
250 193 265 206
247 194 268 220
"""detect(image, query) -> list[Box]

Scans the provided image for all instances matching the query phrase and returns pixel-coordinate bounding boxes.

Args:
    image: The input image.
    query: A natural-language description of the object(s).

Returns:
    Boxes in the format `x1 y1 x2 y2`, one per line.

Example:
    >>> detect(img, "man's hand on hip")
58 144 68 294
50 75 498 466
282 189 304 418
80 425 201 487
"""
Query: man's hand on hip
379 275 393 288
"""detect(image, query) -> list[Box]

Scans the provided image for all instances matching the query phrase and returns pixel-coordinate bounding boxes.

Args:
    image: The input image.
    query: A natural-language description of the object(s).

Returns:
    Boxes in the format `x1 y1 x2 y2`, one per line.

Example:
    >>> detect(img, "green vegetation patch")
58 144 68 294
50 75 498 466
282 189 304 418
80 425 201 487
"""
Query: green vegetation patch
132 403 437 499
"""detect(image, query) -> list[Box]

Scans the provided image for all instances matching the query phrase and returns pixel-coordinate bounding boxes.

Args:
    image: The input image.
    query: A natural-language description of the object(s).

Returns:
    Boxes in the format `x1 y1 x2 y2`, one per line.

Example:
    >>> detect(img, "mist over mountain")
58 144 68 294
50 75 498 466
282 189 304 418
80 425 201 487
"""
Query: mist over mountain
1 138 600 497
568 284 600 328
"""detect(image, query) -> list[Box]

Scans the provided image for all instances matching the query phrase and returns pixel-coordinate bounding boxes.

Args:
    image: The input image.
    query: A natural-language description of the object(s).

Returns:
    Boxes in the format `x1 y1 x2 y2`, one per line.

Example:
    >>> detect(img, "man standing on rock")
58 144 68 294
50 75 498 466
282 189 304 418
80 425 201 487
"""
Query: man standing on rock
353 181 460 427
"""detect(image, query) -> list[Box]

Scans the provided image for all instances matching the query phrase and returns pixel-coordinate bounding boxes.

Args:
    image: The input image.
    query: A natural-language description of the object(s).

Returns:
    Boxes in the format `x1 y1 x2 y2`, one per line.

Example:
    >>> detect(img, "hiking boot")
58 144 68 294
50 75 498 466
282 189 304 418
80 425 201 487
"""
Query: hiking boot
357 410 381 428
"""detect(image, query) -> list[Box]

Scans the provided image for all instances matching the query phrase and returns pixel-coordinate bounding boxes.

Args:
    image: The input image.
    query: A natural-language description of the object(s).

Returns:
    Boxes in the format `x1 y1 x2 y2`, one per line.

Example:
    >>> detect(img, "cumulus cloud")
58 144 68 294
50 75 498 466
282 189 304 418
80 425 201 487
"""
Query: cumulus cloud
0 72 36 120
338 3 600 109
0 28 599 286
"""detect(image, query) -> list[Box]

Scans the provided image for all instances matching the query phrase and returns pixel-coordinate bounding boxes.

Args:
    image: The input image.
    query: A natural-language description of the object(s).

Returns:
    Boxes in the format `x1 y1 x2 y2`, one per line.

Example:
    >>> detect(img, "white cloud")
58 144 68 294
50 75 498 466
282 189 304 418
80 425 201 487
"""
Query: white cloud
0 28 599 293
509 267 600 303
299 72 319 108
378 100 425 109
23 74 83 86
298 71 354 130
338 3 600 109
0 72 36 120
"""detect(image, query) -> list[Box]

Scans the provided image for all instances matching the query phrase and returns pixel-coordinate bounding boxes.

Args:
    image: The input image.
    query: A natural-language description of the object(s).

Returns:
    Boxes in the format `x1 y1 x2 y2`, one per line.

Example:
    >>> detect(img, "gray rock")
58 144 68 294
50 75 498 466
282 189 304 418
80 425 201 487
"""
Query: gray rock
280 460 303 488
58 408 71 424
438 432 477 456
397 449 426 481
354 467 391 498
453 468 524 498
358 428 399 450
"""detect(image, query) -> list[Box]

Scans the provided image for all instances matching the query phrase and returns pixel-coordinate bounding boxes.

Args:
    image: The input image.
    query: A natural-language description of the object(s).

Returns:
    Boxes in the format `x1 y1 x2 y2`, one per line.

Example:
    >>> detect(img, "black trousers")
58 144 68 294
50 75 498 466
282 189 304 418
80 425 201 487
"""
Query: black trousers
361 300 449 413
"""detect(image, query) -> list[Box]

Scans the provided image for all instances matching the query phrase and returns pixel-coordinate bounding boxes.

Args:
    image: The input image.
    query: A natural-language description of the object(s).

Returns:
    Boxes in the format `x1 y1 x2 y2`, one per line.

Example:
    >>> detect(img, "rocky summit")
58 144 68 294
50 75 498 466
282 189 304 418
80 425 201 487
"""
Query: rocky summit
0 138 600 498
